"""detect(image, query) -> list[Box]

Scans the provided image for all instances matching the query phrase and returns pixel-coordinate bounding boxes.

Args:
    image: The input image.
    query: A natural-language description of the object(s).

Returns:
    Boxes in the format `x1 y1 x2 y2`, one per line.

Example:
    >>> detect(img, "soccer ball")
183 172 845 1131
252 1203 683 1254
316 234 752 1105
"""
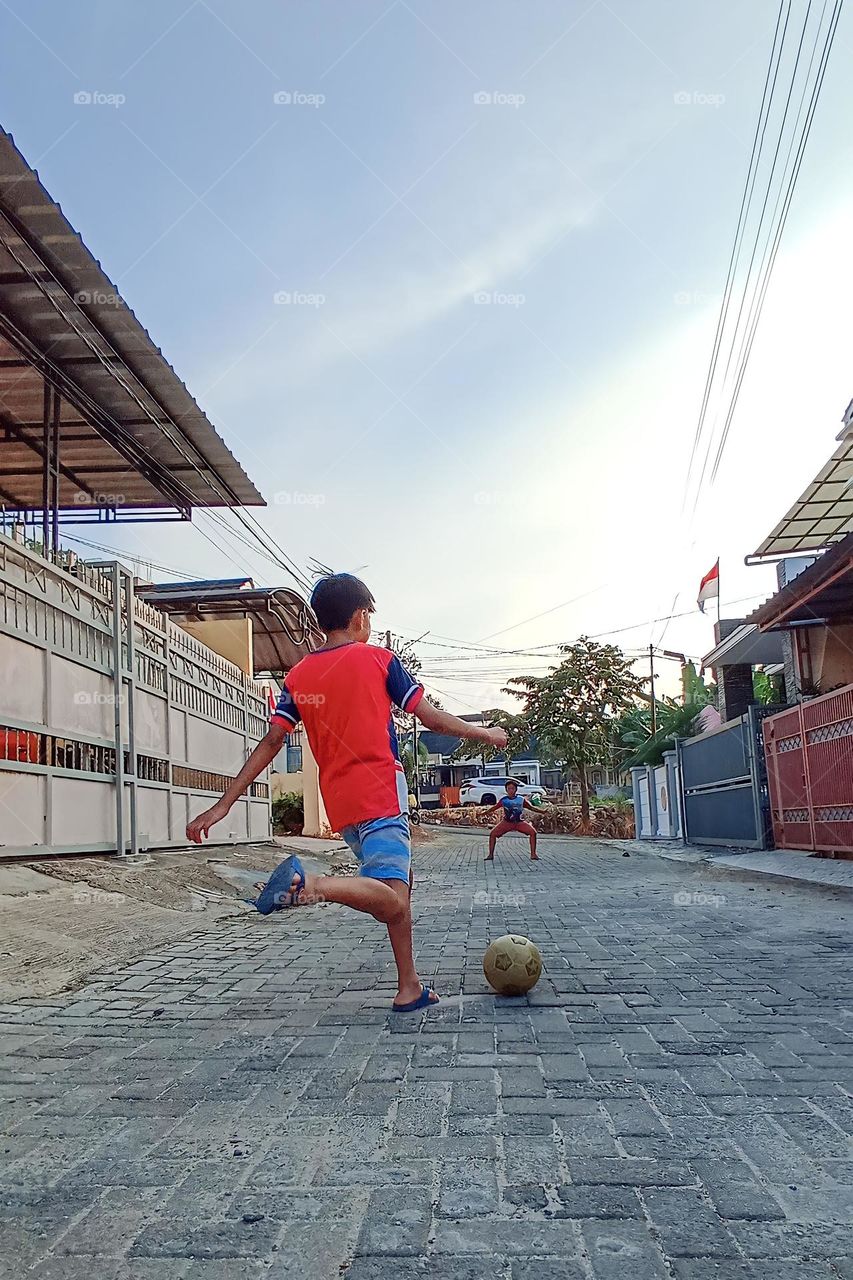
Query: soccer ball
483 934 543 996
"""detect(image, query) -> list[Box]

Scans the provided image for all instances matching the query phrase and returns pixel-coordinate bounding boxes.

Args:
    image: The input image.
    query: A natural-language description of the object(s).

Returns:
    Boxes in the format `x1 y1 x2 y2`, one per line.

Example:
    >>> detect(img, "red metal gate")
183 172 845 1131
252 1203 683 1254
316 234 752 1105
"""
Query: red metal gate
764 683 853 852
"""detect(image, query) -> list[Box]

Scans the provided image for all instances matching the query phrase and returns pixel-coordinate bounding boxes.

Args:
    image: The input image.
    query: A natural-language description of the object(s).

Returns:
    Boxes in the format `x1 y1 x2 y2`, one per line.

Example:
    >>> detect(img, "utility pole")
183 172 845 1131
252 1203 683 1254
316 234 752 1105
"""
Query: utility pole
649 644 657 739
385 628 420 804
412 711 420 806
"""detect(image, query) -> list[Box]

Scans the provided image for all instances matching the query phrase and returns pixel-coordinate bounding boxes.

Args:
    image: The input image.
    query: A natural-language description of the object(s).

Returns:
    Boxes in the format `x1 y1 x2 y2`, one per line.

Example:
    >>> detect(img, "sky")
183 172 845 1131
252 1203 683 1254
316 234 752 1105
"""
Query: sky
2 0 852 712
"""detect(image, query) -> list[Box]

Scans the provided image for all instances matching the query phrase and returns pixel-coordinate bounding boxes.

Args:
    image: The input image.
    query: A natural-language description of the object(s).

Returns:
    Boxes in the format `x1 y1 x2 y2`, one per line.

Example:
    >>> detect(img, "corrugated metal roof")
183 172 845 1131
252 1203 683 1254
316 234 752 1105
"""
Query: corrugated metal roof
147 577 253 592
746 532 853 630
0 127 264 513
138 582 321 672
753 404 853 558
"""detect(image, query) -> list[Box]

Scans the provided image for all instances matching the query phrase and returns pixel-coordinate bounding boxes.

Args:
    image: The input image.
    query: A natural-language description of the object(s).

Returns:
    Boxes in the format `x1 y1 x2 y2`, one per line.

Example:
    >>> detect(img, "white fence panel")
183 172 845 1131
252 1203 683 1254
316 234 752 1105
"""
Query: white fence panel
0 533 271 857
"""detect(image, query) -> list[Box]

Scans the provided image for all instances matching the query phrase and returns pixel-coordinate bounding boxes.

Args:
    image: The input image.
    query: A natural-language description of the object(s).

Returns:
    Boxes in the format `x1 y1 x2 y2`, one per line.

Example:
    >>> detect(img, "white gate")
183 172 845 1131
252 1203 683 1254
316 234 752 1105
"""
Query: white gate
631 751 682 841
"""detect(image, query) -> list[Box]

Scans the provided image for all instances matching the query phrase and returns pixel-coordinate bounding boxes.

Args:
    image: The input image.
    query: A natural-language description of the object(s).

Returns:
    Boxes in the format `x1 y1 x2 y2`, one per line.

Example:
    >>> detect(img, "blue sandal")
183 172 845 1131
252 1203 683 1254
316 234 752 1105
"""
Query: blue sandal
392 985 439 1013
253 854 306 915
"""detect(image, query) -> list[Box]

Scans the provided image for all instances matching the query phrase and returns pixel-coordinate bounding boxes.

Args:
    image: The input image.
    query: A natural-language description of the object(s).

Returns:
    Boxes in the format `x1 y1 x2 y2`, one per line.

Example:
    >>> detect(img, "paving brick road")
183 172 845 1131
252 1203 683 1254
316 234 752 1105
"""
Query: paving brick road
2 831 853 1279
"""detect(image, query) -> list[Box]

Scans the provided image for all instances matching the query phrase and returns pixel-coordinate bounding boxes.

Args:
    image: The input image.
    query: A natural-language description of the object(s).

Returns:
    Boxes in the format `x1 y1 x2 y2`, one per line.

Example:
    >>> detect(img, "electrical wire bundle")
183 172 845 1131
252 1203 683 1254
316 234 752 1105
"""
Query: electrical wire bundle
683 0 844 524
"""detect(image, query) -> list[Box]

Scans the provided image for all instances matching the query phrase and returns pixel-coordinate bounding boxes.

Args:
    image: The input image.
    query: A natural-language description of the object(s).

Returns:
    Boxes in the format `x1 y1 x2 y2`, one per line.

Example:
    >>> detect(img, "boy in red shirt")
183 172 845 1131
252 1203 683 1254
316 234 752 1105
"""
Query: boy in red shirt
187 574 507 1013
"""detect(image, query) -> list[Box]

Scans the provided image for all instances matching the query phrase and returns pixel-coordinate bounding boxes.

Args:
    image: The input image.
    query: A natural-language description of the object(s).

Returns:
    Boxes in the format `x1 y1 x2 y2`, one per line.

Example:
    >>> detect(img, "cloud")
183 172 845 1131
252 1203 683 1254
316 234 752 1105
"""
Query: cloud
279 196 596 380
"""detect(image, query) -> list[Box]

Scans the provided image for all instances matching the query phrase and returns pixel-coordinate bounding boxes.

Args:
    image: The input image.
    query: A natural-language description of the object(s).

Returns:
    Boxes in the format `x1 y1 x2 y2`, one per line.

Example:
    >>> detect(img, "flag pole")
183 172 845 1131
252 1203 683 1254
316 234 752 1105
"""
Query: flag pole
716 557 721 628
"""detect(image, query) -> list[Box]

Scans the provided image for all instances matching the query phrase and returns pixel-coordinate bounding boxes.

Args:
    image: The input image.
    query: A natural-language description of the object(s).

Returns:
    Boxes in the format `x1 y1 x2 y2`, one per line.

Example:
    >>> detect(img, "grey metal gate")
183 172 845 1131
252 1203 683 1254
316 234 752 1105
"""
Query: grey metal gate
675 705 783 849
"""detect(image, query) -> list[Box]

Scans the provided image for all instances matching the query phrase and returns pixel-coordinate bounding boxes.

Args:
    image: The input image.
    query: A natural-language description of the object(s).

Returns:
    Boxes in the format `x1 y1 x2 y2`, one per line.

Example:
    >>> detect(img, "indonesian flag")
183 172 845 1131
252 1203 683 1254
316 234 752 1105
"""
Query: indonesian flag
697 560 719 613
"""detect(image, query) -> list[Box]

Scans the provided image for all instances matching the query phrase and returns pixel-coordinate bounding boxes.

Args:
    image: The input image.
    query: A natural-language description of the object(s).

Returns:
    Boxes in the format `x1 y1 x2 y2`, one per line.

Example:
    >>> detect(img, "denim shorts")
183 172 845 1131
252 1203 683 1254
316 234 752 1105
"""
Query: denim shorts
341 813 411 885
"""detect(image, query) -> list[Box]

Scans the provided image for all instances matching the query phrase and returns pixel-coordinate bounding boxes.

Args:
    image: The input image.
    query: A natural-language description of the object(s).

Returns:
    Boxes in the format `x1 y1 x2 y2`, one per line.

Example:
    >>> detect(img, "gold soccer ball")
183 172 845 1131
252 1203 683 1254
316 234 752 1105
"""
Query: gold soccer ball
483 934 543 996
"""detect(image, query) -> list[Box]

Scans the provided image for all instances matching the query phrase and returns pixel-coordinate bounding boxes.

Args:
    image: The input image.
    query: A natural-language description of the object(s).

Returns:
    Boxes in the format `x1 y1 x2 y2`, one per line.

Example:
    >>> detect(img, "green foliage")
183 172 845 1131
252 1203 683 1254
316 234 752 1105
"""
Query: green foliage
589 793 633 812
753 670 782 704
397 732 430 789
620 700 705 768
681 661 716 706
271 791 304 833
616 661 716 768
453 708 530 766
504 637 647 824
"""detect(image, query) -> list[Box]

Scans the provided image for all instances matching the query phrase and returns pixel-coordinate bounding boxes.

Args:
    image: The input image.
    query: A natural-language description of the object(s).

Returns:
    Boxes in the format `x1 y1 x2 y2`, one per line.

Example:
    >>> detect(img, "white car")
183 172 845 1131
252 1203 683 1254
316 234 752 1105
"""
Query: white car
459 776 546 806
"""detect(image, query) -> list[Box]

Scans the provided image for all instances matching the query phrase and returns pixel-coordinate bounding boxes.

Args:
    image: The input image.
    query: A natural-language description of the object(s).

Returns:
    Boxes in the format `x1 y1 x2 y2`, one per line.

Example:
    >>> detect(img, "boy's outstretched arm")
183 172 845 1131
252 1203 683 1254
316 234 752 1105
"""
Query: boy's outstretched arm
186 722 287 843
415 698 508 750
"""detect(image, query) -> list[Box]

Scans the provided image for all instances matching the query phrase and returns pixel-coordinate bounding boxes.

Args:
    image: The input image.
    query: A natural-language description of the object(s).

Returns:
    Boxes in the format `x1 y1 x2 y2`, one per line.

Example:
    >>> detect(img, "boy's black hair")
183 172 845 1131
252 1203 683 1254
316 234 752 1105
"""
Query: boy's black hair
310 573 375 633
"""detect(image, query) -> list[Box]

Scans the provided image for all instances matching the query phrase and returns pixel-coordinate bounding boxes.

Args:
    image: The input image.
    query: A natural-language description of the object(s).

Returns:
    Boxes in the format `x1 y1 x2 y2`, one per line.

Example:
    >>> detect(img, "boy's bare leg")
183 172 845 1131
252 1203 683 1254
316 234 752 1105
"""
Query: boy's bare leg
530 831 538 860
384 879 436 1006
263 871 434 1006
486 827 498 860
276 870 402 922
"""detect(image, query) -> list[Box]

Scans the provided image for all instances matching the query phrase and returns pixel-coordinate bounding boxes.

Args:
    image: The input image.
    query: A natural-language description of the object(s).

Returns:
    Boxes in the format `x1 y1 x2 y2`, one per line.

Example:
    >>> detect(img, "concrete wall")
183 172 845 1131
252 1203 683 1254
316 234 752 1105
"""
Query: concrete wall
806 623 853 690
270 770 304 798
180 617 254 677
301 736 331 837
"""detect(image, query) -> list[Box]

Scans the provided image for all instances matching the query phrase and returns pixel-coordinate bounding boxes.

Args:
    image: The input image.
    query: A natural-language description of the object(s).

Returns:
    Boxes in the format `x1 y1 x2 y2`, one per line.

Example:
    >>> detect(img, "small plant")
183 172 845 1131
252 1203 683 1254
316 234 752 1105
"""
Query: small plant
590 793 633 811
272 791 304 834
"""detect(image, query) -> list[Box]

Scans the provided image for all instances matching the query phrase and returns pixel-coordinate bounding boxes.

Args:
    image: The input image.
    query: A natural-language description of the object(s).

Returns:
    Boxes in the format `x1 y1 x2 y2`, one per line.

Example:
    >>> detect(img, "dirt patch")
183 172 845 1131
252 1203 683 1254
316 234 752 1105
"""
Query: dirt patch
29 843 285 912
0 826 437 1003
0 843 286 1003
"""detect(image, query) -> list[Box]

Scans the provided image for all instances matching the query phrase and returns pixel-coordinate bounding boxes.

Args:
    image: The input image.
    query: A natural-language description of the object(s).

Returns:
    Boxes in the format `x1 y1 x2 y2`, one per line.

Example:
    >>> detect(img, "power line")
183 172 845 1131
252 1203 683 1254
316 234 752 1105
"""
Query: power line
686 0 843 519
59 532 203 580
683 0 791 516
399 593 769 675
712 0 818 415
476 584 608 644
709 0 843 483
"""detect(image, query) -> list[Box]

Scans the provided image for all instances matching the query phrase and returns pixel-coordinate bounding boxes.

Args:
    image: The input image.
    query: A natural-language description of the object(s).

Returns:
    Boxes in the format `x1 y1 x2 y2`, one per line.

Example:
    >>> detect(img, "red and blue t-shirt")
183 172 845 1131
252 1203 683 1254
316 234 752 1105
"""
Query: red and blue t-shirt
500 795 524 823
271 642 424 832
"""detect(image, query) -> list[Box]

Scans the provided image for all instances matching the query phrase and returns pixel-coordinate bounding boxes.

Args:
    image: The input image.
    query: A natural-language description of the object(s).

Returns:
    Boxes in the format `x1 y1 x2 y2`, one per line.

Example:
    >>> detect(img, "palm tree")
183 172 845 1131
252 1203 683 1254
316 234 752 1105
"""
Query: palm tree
615 661 716 769
622 700 705 767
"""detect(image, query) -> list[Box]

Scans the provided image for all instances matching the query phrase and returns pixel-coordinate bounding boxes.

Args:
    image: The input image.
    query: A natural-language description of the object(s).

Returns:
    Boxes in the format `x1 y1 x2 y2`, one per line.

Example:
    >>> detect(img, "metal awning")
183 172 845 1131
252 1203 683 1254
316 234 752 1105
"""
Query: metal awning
0 127 264 526
746 532 853 630
751 402 853 559
702 623 786 669
138 581 322 673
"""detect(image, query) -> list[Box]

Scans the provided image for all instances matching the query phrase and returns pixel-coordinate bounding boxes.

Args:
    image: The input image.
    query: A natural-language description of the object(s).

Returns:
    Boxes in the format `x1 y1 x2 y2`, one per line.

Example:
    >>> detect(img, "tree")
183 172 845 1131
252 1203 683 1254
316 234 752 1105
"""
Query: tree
616 662 716 768
397 731 430 791
505 637 646 827
681 661 716 707
380 634 443 793
617 700 704 769
753 669 782 704
453 708 530 771
381 634 442 734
